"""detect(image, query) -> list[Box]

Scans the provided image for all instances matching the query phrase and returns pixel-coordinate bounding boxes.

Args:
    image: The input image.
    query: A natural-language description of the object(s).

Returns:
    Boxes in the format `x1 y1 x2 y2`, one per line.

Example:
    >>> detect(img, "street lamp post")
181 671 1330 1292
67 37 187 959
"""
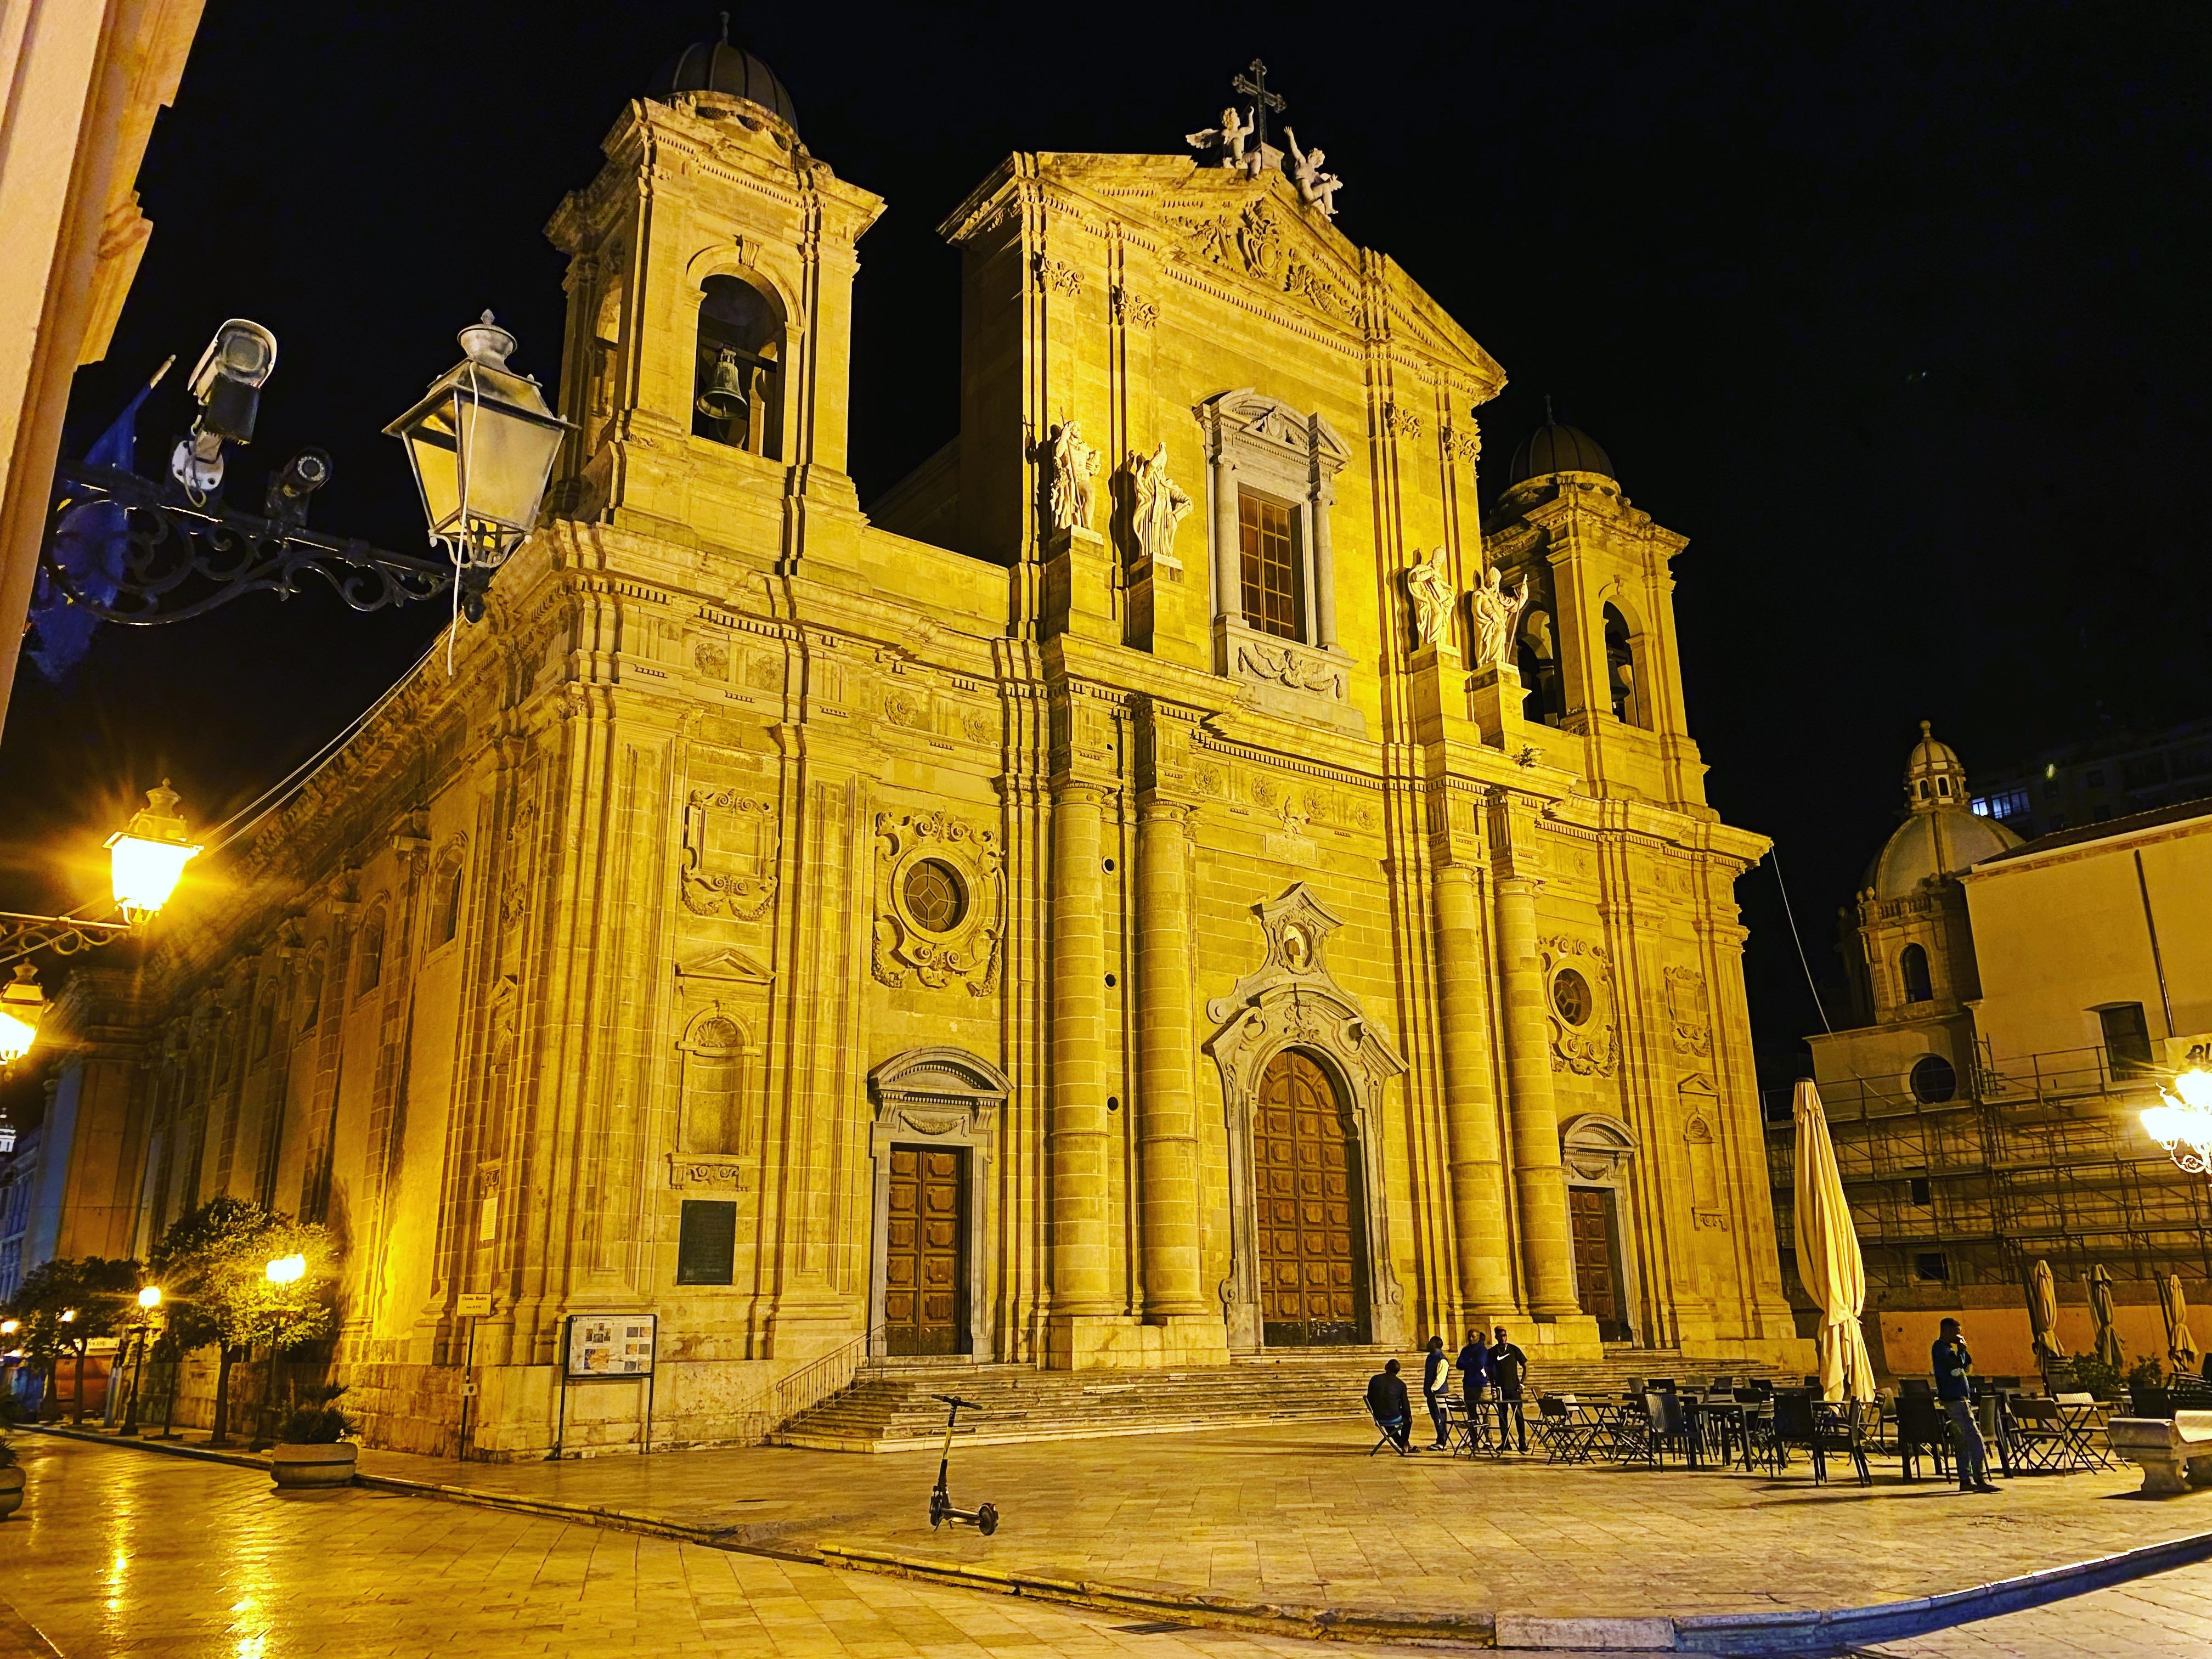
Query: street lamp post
120 1285 163 1436
251 1253 311 1449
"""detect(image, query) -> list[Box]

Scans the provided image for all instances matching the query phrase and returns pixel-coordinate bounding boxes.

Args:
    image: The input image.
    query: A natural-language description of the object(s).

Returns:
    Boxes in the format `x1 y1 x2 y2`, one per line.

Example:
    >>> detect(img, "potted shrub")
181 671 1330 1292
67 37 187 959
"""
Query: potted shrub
0 1395 22 1519
2125 1357 2169 1419
269 1385 357 1489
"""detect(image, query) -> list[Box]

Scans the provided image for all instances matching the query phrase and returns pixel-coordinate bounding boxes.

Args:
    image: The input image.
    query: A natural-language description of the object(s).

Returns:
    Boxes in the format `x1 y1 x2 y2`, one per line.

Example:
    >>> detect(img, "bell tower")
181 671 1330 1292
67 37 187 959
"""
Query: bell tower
543 27 883 555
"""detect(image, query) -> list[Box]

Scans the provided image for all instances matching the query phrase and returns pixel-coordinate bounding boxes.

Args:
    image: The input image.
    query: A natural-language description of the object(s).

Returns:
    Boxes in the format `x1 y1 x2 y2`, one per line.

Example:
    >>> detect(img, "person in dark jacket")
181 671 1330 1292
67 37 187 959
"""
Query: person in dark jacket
1421 1336 1453 1449
1489 1325 1530 1452
1455 1330 1493 1446
1367 1358 1413 1451
1933 1317 1997 1493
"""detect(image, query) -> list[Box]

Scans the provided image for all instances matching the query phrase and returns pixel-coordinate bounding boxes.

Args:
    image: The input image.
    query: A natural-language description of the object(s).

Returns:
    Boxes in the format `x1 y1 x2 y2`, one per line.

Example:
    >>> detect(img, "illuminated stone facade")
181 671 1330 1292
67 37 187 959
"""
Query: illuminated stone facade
54 54 1802 1455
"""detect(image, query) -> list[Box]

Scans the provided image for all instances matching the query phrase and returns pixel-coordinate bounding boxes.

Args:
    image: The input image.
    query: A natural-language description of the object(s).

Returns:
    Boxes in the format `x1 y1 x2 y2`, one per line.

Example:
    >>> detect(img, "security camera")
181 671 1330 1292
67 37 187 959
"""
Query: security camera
264 447 331 527
171 318 278 492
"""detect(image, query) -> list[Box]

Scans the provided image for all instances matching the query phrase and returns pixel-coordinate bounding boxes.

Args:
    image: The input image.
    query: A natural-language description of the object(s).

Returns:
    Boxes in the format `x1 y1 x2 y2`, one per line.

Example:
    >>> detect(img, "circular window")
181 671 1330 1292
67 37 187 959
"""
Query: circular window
1910 1054 1957 1105
902 859 967 933
1552 967 1593 1026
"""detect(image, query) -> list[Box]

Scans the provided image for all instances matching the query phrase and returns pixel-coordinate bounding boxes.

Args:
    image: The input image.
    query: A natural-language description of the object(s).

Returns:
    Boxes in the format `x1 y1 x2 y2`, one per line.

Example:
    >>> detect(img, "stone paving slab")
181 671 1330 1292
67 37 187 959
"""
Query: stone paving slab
30 1420 2212 1650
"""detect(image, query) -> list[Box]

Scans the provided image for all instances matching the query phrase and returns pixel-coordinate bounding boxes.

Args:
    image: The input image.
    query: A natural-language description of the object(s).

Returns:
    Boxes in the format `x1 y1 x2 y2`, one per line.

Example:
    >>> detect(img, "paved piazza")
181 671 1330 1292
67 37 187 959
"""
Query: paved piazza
338 1421 2197 1623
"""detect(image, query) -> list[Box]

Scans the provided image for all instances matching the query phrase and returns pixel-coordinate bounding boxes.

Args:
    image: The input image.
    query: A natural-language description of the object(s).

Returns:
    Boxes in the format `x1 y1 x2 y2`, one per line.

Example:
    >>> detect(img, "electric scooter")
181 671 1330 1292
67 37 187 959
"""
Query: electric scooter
926 1393 1000 1536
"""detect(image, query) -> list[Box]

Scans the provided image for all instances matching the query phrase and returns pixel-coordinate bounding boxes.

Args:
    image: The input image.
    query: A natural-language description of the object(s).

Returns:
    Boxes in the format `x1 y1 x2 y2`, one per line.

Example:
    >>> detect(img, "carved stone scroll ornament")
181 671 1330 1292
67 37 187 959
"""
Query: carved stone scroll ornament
1127 441 1192 567
1543 935 1618 1076
1666 964 1713 1057
1203 883 1409 1352
871 810 1005 996
1403 548 1455 648
680 789 779 919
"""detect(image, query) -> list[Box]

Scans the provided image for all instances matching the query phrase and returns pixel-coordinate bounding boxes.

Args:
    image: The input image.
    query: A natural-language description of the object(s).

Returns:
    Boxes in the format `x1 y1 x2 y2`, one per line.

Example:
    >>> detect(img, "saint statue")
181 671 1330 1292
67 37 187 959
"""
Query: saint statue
1047 420 1099 532
1282 128 1342 217
1469 563 1532 672
1186 105 1255 173
1402 548 1455 648
1128 441 1192 565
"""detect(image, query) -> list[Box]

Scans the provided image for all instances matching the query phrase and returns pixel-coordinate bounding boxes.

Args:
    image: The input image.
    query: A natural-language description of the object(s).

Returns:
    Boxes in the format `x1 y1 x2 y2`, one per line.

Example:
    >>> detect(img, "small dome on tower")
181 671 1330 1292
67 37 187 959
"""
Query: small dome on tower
1863 721 2022 899
1505 419 1615 487
648 19 799 136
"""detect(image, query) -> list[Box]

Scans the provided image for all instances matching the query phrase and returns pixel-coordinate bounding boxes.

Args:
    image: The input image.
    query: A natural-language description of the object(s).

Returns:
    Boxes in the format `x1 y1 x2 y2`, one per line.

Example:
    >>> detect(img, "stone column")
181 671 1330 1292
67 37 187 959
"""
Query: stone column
1494 874 1581 1316
1310 484 1338 651
1049 782 1115 1316
1211 449 1242 628
1136 799 1207 1317
1433 862 1517 1316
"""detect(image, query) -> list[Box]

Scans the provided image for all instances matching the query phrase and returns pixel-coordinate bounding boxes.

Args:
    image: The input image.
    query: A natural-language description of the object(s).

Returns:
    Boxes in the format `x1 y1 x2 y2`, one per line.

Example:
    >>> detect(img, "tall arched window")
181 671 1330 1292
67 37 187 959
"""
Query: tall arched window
1899 942 1933 1003
692 275 783 458
1603 602 1647 728
433 851 466 947
356 905 387 999
1518 605 1565 726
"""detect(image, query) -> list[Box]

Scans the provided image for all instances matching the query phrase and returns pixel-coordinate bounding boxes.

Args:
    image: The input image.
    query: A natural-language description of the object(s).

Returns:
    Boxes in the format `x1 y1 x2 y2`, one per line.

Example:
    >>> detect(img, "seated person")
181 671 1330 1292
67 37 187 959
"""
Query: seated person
1367 1358 1414 1451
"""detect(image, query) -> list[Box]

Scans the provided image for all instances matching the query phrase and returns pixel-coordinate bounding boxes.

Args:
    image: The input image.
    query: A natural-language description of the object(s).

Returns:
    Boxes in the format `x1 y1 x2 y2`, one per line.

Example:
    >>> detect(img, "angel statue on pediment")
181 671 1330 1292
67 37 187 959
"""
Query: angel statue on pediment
1186 105 1255 173
1283 128 1342 217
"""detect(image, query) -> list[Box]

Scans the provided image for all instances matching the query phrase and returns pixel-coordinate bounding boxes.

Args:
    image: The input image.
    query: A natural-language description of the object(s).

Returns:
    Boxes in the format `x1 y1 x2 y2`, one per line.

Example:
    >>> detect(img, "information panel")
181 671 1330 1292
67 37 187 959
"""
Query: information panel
565 1313 657 1378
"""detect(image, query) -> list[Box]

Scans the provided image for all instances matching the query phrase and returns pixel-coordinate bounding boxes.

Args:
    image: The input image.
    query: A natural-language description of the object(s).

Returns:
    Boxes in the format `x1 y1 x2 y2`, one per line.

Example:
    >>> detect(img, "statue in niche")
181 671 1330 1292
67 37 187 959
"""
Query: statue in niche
1128 441 1192 564
1048 420 1099 532
1282 128 1342 217
1470 563 1533 672
1403 548 1455 648
1185 105 1256 173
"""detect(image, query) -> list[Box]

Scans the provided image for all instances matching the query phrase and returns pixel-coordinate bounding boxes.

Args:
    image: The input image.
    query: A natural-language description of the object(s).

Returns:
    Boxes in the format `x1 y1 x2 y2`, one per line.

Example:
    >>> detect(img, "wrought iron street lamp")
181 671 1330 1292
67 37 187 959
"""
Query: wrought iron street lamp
105 782 201 921
0 967 43 1070
2142 1069 2212 1175
384 313 572 622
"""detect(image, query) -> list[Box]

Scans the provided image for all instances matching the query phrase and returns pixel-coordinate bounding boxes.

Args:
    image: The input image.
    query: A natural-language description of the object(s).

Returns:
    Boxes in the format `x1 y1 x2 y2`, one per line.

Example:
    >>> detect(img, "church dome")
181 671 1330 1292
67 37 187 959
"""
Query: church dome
1505 420 1615 486
648 24 799 134
1864 721 2022 899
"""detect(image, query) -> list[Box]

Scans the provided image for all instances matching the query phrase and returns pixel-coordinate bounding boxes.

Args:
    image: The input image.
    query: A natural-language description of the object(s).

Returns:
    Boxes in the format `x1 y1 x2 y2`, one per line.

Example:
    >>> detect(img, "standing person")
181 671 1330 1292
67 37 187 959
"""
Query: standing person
1455 1329 1493 1446
1421 1336 1453 1449
1367 1358 1414 1452
1489 1325 1530 1452
1933 1317 1997 1493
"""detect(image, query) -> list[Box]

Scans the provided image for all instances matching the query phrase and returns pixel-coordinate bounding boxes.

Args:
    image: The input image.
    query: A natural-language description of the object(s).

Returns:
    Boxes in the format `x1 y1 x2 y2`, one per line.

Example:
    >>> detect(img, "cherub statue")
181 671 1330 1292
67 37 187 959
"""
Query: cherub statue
1048 420 1099 532
1469 563 1532 670
1185 105 1255 173
1402 548 1455 647
1283 127 1342 217
1128 441 1192 565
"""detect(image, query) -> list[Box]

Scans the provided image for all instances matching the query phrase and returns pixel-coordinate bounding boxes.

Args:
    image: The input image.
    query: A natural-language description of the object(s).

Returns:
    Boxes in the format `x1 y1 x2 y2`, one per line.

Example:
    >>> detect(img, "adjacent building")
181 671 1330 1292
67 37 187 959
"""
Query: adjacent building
17 34 1803 1457
1968 715 2212 840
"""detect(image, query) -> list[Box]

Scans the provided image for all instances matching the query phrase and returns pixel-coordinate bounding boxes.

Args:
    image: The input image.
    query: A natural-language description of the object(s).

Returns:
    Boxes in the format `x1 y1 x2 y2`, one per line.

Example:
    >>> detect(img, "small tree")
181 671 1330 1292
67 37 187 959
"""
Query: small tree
3 1257 140 1423
151 1198 335 1443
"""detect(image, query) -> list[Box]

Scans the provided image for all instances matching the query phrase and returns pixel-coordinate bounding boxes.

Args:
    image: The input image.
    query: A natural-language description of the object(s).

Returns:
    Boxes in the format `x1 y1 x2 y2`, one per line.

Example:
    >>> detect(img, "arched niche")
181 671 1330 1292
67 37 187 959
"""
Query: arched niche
1201 883 1409 1352
865 1047 1007 1360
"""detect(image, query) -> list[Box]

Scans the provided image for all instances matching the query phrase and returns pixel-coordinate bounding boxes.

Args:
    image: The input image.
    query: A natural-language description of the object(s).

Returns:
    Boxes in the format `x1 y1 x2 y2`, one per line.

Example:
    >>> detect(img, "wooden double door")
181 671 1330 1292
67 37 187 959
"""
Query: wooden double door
1569 1186 1633 1342
1255 1049 1371 1346
883 1145 968 1356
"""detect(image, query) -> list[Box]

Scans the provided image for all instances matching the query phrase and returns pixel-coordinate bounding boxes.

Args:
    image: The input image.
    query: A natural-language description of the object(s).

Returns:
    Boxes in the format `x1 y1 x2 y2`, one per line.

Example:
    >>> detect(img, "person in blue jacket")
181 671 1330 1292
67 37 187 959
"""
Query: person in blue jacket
1933 1317 1998 1493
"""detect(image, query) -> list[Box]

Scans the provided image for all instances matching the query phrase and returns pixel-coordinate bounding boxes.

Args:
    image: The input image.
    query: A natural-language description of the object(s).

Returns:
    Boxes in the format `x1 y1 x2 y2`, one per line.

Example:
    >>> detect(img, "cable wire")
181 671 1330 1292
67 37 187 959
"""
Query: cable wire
1769 846 1834 1034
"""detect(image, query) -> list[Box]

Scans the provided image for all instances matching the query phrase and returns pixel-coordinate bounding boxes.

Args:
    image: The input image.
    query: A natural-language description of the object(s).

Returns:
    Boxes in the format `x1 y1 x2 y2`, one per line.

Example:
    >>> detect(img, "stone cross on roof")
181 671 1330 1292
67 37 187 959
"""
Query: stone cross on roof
1232 60 1286 151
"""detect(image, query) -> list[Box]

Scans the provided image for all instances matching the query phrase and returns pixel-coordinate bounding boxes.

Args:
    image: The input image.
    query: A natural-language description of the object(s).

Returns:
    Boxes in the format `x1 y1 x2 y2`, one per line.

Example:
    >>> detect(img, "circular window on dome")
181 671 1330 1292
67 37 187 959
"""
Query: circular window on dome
1551 967 1593 1027
1910 1054 1957 1105
902 859 967 934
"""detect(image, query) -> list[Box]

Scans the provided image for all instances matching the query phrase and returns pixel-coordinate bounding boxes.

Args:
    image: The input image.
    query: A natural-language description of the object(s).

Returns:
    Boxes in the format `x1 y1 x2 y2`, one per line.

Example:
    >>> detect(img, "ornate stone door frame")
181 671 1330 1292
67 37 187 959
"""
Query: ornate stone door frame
1560 1111 1643 1345
865 1047 1007 1361
1202 884 1409 1352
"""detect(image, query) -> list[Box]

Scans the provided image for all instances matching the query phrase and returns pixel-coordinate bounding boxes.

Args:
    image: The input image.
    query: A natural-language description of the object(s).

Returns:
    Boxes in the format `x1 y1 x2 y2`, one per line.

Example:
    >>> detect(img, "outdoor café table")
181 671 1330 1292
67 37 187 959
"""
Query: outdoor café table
2053 1397 2112 1470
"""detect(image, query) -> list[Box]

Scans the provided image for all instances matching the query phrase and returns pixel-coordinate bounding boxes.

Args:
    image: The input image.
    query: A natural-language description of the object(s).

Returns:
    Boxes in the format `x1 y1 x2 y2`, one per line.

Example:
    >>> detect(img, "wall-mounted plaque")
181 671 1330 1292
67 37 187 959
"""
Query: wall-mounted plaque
565 1312 656 1379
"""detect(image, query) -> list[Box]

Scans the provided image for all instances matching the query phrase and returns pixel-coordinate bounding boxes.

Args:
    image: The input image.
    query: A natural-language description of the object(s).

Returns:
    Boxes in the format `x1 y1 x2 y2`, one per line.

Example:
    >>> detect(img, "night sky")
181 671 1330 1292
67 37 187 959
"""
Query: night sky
5 0 2208 1103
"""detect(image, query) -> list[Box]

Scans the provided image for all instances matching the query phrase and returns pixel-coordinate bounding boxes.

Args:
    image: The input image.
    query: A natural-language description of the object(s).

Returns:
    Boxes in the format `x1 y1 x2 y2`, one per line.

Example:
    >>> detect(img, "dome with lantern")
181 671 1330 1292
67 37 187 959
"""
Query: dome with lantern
1864 721 2022 900
647 18 799 137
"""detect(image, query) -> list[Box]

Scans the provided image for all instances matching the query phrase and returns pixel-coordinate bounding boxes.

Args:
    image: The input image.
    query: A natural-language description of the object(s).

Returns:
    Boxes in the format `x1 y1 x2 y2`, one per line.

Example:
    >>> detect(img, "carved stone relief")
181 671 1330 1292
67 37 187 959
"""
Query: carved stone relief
1542 935 1618 1076
871 810 1006 996
680 789 779 920
1666 965 1712 1057
1169 199 1352 322
1680 1076 1728 1231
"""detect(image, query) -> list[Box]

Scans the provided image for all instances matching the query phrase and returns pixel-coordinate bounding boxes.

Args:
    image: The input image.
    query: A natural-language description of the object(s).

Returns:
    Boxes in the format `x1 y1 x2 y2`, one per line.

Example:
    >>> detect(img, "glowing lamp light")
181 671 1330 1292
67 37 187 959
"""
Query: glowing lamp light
107 782 201 920
0 965 42 1069
0 1319 18 1335
265 1253 307 1285
59 1308 76 1324
2143 1068 2212 1176
138 1285 163 1310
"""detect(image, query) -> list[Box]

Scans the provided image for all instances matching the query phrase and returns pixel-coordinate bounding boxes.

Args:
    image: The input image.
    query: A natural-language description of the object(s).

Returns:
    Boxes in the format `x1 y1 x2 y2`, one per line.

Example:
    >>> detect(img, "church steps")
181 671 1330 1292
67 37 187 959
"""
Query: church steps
771 1352 1807 1452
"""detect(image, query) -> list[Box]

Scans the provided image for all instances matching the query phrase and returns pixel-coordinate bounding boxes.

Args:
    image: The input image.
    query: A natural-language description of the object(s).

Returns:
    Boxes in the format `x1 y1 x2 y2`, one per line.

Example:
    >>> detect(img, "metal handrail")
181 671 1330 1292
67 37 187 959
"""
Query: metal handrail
749 1325 884 1440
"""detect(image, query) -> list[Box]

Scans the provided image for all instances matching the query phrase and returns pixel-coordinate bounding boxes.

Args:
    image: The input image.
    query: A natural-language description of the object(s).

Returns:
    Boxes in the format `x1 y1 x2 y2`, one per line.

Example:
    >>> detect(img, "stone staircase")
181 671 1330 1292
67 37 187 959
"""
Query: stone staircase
772 1350 1807 1452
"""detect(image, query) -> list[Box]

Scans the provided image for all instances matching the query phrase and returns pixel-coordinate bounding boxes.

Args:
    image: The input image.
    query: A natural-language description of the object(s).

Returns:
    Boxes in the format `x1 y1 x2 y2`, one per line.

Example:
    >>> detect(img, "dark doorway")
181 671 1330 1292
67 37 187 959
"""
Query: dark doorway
883 1145 968 1356
1255 1049 1371 1346
1569 1187 1632 1342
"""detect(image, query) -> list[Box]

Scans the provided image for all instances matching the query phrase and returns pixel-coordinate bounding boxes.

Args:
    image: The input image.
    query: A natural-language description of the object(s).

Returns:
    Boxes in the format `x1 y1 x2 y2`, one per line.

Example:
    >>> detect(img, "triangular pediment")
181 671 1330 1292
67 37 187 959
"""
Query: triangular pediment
674 945 775 984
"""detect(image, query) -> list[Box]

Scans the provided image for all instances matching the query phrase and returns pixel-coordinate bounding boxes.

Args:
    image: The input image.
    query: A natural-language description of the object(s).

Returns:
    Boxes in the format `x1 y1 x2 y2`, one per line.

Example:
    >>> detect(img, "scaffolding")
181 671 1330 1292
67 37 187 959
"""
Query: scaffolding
1765 1045 2212 1293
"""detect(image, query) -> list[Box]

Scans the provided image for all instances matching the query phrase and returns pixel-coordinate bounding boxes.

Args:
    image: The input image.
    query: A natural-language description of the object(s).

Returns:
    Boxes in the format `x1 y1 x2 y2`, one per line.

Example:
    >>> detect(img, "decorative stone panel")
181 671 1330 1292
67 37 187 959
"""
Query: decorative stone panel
871 809 1005 996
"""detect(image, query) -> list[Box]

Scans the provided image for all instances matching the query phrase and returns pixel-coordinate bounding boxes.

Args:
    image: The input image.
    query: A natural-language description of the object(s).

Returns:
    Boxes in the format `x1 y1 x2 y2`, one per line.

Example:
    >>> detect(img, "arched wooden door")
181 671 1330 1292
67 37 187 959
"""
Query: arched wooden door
1254 1048 1370 1346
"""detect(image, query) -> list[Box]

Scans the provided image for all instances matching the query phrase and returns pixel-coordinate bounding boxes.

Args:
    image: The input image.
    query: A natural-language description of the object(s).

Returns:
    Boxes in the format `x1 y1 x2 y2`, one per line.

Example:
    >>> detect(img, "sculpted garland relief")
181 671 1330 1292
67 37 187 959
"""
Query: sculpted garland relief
680 788 779 920
871 810 1006 996
1542 934 1619 1076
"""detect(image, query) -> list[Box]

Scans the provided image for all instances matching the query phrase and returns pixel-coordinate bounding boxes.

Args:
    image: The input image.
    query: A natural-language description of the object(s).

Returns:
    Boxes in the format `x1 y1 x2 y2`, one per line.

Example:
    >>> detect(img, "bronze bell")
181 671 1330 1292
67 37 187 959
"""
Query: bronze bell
696 346 747 421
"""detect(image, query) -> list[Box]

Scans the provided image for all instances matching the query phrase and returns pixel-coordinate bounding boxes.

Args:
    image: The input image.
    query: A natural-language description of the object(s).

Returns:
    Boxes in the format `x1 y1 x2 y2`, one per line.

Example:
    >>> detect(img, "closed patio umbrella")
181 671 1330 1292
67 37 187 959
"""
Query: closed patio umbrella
2087 1264 2125 1370
1792 1080 1877 1403
2027 1260 2066 1362
2160 1274 2199 1372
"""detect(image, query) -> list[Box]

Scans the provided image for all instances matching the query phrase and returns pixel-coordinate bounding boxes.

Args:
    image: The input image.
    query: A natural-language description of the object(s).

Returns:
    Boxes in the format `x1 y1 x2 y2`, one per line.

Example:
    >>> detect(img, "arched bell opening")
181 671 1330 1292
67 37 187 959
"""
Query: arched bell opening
1518 603 1565 726
692 273 785 458
1602 600 1650 729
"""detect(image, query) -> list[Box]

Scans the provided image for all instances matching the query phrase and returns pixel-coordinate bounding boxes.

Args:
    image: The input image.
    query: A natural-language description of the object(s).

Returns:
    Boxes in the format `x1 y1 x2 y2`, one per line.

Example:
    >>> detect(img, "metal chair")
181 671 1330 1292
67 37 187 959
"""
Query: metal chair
2007 1396 2073 1472
1641 1390 1695 1468
1365 1396 1414 1457
1534 1394 1595 1464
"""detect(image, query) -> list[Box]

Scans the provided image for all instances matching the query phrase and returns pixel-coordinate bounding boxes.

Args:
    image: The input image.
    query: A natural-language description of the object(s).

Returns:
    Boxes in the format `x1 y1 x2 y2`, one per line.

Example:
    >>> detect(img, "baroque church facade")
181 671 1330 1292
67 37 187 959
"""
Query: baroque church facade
51 38 1802 1454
